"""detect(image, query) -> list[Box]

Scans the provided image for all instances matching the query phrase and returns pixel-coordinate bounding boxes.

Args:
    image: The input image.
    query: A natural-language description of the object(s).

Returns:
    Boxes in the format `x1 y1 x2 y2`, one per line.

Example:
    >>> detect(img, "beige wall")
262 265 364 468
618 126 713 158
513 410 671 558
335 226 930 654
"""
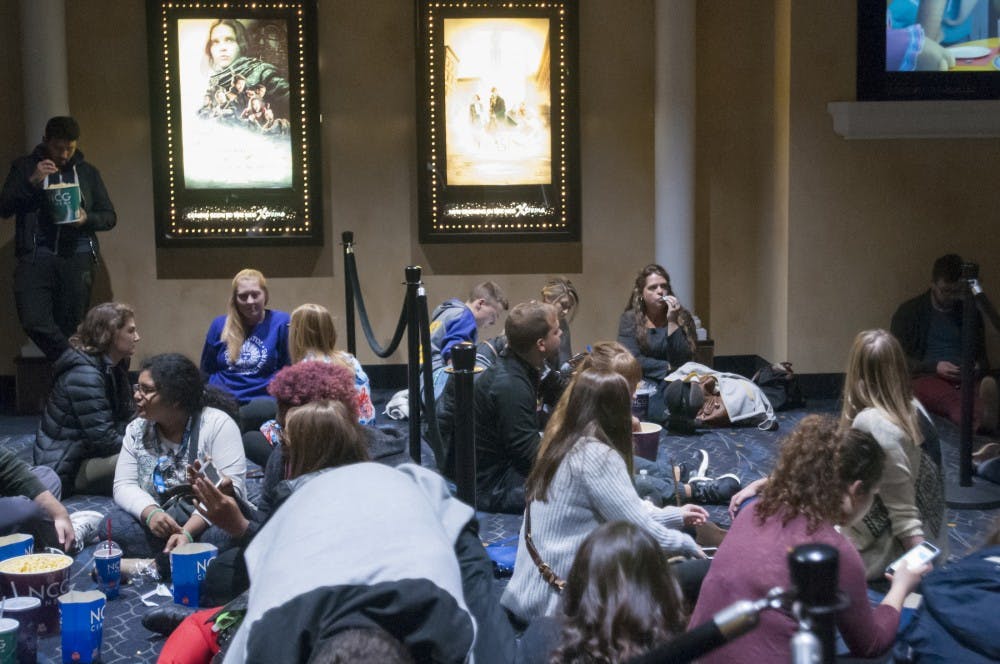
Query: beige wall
2 0 999 378
698 0 1000 372
0 1 658 375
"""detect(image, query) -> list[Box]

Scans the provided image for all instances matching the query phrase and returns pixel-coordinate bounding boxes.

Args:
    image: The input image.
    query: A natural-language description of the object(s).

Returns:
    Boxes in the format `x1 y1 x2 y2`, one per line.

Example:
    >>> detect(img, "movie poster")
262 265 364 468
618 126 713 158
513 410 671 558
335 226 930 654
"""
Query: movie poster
443 17 551 187
176 18 293 189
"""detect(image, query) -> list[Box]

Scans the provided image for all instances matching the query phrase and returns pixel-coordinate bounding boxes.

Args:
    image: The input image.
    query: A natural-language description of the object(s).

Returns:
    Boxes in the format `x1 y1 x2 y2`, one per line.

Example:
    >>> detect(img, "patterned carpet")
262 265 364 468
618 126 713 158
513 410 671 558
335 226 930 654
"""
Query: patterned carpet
2 399 998 662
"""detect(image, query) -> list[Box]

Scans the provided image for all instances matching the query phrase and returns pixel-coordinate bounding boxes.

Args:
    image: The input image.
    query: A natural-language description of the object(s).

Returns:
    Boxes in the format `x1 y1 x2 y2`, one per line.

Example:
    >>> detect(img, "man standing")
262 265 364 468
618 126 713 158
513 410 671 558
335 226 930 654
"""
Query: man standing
891 253 998 433
0 116 116 361
474 301 562 513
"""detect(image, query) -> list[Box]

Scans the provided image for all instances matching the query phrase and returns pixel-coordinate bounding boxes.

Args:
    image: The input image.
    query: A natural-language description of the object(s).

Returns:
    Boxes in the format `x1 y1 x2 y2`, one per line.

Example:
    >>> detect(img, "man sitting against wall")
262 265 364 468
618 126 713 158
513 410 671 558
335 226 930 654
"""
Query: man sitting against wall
474 301 562 514
891 253 998 434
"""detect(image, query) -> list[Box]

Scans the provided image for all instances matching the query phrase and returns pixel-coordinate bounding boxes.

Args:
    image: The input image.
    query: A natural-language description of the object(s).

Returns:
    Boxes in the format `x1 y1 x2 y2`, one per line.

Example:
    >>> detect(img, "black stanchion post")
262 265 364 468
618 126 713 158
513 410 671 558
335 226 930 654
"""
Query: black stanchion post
405 266 423 463
789 543 839 664
451 343 477 507
960 261 978 486
342 231 357 356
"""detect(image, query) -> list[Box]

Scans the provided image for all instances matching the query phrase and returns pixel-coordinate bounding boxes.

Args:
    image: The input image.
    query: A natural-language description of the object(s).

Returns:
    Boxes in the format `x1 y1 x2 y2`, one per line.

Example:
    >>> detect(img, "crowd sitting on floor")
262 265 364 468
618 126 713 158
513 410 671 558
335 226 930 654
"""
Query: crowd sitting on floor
3 254 1000 663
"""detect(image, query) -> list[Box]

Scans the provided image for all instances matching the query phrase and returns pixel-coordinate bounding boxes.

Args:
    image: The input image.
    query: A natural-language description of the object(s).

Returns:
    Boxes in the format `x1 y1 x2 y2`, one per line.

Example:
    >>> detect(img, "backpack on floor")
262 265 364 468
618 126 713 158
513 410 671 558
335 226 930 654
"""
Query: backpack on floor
751 362 805 411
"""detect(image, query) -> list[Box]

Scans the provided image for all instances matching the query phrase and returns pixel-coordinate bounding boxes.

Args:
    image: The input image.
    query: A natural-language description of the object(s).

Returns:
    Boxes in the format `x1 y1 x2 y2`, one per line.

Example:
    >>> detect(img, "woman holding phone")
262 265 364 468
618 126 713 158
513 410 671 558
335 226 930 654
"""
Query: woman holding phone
689 416 930 663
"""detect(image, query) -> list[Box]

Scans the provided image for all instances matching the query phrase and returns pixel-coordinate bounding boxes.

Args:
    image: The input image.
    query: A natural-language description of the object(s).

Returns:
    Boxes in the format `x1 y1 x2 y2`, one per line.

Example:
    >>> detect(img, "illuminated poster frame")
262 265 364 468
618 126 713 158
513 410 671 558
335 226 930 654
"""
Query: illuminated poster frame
416 0 580 243
146 0 321 246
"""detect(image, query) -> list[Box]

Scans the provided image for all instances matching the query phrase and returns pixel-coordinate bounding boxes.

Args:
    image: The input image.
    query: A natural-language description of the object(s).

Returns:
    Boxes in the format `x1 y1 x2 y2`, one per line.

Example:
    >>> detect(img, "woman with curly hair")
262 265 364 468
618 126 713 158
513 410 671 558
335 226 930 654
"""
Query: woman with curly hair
617 264 697 423
35 302 140 495
841 329 947 582
112 353 245 559
518 520 687 663
689 415 929 663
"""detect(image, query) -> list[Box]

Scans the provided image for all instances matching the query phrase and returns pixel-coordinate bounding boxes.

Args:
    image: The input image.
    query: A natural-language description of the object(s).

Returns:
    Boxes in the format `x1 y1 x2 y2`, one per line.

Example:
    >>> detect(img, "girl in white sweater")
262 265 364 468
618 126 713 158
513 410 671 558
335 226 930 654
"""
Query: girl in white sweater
501 368 706 621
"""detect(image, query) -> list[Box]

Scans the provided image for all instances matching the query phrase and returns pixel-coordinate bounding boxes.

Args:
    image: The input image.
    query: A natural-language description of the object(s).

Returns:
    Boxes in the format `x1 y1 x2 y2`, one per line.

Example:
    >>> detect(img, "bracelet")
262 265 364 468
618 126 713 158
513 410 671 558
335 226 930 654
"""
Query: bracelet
144 508 165 528
182 529 194 543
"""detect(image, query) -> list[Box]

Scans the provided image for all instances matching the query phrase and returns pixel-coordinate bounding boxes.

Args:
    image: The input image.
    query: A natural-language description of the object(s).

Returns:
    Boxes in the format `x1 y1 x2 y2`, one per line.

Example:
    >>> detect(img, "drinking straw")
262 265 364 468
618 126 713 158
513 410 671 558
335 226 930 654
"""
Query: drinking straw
106 517 113 555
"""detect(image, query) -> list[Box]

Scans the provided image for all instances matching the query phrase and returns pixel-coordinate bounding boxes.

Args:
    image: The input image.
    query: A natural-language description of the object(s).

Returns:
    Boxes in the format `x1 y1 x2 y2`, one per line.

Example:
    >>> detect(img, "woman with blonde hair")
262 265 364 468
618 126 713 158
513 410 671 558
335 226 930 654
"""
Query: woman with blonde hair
288 303 374 424
617 264 698 423
841 329 947 582
200 269 290 437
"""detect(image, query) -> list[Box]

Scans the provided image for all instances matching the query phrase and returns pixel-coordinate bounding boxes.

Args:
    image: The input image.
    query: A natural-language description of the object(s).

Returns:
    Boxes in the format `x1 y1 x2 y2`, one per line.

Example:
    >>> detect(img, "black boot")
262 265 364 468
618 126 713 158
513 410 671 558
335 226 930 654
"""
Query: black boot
688 474 741 505
142 604 197 636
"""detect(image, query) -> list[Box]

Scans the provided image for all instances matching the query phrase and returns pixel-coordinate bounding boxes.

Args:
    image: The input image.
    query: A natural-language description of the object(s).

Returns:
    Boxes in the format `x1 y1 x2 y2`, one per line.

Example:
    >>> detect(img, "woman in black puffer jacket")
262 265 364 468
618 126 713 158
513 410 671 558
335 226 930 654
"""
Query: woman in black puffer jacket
34 302 139 496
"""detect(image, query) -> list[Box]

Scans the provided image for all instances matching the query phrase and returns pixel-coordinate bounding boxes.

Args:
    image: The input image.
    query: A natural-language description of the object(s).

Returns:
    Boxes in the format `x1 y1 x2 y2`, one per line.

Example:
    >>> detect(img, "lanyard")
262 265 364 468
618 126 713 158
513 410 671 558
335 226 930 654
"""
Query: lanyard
151 416 193 495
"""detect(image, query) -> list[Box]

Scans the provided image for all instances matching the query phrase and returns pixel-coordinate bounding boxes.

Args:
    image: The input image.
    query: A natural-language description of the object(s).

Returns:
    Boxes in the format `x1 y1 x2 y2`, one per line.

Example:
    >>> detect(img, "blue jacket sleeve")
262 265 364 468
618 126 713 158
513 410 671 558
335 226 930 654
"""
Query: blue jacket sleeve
440 309 478 364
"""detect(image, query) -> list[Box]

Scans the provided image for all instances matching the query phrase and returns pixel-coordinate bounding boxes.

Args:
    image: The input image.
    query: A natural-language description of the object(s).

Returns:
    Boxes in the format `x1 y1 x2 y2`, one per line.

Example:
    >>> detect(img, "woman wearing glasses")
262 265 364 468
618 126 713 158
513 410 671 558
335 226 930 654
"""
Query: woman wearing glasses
112 353 246 561
34 302 139 496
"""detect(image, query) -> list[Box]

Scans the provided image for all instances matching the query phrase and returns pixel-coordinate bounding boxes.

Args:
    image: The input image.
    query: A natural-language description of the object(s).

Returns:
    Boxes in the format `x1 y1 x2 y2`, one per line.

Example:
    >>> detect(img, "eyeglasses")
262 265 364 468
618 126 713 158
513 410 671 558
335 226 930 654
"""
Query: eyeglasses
133 383 157 397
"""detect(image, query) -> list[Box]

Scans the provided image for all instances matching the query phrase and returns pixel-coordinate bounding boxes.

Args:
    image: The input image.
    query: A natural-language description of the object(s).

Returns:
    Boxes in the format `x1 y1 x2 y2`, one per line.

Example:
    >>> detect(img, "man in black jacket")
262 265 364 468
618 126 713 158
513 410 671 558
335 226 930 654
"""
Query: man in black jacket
473 301 562 513
0 116 117 361
890 253 997 433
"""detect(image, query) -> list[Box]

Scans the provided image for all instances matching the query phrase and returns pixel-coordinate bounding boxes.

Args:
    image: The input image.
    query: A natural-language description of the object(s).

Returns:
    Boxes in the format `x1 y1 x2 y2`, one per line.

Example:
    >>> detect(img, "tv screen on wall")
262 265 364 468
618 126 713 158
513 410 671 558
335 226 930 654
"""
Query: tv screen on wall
858 0 1000 100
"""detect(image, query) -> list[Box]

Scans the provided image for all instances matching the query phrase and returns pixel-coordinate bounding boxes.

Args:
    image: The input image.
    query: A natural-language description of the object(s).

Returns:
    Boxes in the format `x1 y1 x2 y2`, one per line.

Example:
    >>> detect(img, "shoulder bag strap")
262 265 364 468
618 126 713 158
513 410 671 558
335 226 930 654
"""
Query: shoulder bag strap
524 504 566 592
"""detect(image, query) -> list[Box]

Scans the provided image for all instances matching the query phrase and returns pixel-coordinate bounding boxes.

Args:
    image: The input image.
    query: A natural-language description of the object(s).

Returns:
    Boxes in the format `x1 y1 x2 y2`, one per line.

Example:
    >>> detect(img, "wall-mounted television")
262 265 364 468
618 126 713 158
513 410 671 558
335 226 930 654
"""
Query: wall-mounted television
858 0 1000 100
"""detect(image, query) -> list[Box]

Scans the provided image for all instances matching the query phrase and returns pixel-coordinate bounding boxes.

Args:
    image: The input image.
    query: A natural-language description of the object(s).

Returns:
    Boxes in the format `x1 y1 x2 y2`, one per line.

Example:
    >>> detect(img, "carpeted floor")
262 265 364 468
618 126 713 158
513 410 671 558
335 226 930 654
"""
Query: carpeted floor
2 396 998 662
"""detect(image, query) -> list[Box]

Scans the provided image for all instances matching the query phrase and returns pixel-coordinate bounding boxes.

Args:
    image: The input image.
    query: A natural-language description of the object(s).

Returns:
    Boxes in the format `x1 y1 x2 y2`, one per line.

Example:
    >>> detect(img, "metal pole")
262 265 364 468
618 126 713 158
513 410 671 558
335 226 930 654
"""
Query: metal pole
451 343 477 507
405 266 423 463
342 231 356 356
960 261 978 486
789 543 839 664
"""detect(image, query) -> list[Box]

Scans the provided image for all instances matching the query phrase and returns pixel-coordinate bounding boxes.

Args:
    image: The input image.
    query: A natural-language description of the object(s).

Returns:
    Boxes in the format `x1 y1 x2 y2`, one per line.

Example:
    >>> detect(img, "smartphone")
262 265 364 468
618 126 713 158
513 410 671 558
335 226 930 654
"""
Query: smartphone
200 461 223 487
886 542 940 575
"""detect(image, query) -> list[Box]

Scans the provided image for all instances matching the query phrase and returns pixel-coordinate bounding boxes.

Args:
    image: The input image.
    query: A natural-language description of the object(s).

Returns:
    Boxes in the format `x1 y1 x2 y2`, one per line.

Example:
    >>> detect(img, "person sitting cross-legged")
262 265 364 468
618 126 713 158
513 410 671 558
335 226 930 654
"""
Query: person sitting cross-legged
473 301 562 513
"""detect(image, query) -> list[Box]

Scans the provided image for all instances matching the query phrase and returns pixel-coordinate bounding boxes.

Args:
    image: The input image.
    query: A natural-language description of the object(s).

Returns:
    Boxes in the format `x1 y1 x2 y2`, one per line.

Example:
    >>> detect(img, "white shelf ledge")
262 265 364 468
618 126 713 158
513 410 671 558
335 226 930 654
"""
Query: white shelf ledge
828 100 1000 139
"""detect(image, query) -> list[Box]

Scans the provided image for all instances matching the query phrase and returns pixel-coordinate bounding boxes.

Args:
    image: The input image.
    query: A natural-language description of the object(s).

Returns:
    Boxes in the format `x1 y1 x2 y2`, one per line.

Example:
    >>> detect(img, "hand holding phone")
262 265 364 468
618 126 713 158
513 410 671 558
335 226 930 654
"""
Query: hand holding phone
886 541 940 576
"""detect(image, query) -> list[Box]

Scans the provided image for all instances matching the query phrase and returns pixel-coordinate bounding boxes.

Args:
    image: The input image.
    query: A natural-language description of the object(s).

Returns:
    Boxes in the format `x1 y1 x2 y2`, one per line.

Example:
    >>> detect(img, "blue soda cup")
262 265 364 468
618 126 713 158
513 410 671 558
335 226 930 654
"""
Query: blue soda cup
169 543 218 607
92 542 123 600
57 590 105 664
0 534 33 563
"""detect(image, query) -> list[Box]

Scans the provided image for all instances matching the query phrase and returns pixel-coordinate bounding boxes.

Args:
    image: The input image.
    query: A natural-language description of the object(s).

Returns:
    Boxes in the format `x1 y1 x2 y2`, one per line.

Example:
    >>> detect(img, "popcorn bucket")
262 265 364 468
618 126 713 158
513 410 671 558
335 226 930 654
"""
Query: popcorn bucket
43 182 81 224
0 553 73 634
633 421 662 461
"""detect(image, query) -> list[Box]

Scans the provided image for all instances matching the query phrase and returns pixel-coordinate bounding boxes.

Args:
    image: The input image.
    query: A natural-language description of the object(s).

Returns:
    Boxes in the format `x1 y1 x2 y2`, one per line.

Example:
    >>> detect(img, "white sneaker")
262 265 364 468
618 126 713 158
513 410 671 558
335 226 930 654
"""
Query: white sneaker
69 510 105 553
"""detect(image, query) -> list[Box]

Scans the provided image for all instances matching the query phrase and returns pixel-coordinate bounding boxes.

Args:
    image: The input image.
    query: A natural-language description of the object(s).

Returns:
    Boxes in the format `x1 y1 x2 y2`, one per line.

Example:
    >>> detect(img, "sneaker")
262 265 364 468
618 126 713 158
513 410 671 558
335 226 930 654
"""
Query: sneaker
973 441 1000 464
980 377 999 434
688 474 741 505
672 449 709 485
69 511 105 553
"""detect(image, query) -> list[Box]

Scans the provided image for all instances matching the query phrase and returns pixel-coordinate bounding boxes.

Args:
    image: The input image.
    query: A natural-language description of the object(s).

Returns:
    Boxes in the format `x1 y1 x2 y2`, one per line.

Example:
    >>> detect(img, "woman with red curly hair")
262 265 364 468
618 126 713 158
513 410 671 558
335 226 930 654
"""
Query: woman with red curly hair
688 415 930 663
